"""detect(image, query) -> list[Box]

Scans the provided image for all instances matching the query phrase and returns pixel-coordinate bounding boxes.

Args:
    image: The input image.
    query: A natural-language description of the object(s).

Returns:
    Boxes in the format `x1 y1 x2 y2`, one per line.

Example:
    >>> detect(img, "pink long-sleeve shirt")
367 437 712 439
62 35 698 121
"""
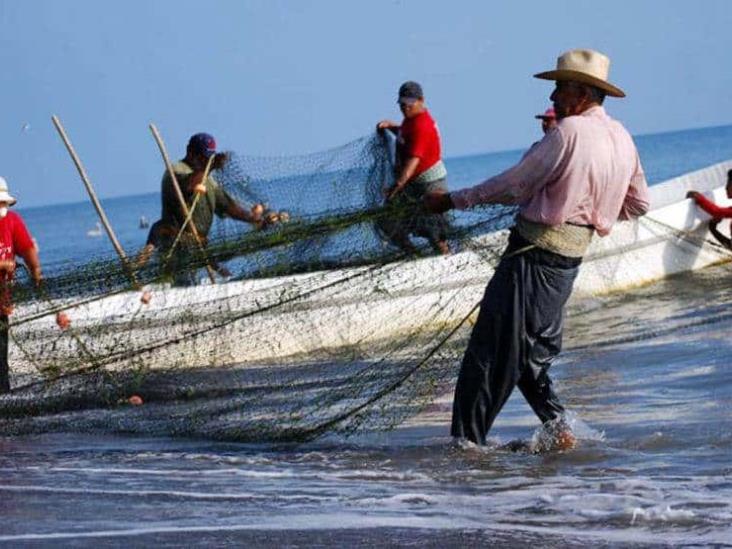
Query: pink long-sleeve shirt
451 106 650 236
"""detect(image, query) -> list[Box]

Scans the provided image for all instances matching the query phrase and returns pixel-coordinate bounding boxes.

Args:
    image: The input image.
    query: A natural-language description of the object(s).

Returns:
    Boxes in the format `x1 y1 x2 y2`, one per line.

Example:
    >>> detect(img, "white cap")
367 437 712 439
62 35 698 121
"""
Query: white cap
0 176 17 206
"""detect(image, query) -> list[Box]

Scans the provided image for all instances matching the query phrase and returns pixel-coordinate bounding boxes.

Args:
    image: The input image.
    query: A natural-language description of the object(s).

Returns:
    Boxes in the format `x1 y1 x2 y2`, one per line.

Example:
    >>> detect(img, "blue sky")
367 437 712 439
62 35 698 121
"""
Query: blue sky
2 0 731 207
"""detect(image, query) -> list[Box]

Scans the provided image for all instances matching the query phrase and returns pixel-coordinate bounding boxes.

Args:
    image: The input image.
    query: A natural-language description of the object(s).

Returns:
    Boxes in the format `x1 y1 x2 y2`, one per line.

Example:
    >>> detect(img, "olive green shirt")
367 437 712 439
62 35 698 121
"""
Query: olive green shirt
160 161 236 238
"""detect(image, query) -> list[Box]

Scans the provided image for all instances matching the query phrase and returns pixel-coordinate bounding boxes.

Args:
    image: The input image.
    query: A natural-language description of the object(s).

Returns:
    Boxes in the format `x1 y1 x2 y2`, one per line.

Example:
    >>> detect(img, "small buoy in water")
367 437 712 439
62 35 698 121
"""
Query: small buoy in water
140 290 152 304
128 395 143 406
56 312 71 330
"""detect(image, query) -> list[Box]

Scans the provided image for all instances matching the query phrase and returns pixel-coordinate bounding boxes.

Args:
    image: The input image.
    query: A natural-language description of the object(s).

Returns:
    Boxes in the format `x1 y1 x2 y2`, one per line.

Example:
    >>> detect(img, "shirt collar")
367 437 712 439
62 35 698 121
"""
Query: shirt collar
580 105 606 118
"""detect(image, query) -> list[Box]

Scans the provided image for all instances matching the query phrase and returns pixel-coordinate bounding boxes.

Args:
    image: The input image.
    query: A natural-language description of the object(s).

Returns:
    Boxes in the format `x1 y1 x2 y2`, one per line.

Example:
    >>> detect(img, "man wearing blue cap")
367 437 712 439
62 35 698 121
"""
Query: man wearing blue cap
141 133 262 285
376 81 450 255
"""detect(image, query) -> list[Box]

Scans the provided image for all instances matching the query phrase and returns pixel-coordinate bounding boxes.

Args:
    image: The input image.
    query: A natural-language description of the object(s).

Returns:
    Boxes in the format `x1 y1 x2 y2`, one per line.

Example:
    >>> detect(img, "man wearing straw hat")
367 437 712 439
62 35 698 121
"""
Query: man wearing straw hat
425 49 650 449
0 176 42 393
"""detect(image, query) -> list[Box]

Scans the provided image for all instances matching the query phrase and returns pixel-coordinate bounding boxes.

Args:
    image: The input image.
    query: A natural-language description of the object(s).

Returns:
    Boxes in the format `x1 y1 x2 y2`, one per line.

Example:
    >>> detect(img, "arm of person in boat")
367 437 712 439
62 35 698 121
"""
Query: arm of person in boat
387 156 420 200
11 217 42 286
134 221 163 269
686 191 732 219
17 246 41 286
618 154 650 220
215 185 263 226
226 202 265 227
707 219 732 250
425 129 566 213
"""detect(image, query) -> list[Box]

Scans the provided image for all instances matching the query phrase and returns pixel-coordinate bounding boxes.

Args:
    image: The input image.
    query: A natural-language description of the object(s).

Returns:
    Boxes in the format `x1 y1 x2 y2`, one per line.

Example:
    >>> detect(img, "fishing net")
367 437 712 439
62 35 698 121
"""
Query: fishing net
0 132 519 441
1 133 729 441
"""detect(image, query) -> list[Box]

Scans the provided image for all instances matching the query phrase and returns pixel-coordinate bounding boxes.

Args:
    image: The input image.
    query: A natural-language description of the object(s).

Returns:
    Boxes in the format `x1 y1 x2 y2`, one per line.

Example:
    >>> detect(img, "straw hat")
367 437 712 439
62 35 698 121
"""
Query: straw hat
534 49 625 98
0 176 17 206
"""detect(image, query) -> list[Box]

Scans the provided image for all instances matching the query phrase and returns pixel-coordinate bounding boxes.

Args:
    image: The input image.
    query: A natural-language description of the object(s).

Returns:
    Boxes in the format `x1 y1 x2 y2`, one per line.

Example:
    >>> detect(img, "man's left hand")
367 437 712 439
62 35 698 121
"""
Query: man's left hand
424 191 454 214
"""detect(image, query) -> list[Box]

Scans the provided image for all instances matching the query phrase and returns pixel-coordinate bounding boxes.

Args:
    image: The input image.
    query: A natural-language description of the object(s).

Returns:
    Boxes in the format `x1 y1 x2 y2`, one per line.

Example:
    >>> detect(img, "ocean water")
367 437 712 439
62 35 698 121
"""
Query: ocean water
2 125 732 546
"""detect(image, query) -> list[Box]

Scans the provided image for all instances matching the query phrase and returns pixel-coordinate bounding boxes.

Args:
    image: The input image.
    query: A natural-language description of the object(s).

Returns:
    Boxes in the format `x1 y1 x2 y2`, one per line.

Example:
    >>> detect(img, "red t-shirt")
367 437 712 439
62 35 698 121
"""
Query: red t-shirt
397 109 442 178
0 211 35 313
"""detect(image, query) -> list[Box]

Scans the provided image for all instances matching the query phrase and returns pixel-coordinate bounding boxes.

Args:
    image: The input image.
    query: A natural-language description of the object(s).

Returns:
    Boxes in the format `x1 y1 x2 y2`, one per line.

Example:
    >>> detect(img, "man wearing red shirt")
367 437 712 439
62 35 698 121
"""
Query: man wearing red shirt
687 169 732 249
377 81 450 255
0 177 42 393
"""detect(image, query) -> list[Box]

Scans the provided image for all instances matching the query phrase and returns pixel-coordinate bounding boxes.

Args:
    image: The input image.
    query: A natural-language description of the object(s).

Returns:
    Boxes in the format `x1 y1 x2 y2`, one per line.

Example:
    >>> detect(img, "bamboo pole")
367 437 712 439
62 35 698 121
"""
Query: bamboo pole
51 115 139 288
149 123 217 283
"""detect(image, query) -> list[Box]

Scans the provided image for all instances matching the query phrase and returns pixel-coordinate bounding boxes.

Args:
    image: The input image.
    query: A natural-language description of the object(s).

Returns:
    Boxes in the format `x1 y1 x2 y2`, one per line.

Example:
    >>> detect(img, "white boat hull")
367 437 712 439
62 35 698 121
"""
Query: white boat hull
10 160 732 375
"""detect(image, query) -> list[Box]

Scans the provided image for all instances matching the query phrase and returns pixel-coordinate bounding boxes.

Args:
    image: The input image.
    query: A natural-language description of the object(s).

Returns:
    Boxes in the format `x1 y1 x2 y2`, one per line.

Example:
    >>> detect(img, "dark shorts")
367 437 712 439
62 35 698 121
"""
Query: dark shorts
377 177 450 247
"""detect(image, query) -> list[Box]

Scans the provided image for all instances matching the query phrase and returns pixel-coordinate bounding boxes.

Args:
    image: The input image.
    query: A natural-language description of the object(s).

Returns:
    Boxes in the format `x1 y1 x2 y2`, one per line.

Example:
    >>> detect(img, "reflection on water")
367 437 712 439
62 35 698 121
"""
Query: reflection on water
1 264 731 545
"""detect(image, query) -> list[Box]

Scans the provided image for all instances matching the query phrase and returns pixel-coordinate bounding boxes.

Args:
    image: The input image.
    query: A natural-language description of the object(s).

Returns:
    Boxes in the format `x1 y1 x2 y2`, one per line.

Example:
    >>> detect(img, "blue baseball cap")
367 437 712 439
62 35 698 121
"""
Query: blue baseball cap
188 132 217 158
397 81 423 103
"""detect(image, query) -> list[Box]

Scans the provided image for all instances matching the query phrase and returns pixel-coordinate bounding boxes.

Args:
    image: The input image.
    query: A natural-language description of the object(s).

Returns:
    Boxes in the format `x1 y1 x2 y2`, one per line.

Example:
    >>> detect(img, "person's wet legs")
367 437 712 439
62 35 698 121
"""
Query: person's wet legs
517 257 579 450
450 234 581 446
450 256 524 445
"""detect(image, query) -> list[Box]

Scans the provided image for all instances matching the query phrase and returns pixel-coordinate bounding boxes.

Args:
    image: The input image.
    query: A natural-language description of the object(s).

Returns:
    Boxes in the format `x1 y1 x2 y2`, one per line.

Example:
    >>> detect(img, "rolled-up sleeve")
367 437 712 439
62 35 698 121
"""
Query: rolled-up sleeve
619 154 650 220
451 129 567 210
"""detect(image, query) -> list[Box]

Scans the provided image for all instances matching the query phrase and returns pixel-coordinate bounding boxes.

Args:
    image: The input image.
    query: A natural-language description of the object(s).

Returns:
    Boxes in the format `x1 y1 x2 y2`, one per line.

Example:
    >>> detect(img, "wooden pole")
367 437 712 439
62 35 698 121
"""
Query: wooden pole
51 115 139 288
149 123 217 283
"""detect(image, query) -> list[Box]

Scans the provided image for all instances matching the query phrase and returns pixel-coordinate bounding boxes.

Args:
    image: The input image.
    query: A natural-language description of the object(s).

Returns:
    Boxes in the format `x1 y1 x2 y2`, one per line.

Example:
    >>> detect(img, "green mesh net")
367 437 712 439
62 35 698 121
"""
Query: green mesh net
0 132 564 441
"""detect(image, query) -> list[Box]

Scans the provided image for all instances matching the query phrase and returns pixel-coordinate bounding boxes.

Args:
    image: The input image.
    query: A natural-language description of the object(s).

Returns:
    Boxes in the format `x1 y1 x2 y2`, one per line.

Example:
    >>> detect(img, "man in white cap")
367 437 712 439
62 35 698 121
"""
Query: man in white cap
425 49 650 449
0 176 42 393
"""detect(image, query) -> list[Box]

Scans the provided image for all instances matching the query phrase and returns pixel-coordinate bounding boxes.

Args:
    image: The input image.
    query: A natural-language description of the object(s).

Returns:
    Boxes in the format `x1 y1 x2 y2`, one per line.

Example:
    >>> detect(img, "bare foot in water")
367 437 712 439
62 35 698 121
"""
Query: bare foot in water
532 419 578 453
553 429 577 452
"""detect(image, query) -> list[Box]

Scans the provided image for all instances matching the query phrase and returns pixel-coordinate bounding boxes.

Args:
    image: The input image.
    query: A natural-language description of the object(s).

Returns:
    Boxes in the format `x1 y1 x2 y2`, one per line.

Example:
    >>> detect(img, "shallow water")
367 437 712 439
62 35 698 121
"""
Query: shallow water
3 124 732 545
2 264 731 546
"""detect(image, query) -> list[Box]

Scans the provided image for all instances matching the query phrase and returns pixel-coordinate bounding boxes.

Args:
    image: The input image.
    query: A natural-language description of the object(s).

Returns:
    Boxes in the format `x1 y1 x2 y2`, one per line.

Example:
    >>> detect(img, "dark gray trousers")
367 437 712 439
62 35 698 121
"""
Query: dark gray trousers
451 231 581 445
